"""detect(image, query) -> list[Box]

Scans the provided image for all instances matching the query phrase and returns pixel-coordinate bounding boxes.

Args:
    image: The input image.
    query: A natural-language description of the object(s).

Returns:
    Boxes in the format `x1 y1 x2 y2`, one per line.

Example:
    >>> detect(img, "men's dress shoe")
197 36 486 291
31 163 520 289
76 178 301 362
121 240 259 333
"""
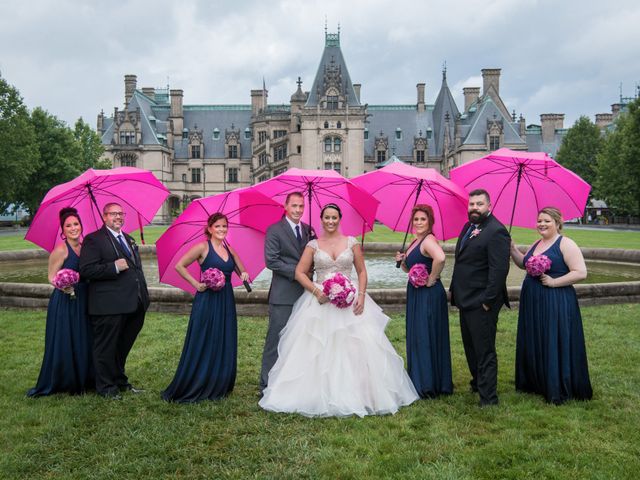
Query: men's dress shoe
120 384 145 394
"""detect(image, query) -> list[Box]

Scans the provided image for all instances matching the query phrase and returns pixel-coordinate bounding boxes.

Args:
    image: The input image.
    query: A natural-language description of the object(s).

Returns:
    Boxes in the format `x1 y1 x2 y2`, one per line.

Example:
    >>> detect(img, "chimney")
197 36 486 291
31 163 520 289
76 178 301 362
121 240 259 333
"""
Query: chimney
141 87 155 100
170 89 183 118
124 74 137 107
540 114 564 144
97 110 104 134
353 84 361 103
463 87 480 112
481 68 501 96
595 113 613 129
416 83 425 113
611 103 623 120
251 88 268 115
519 114 526 138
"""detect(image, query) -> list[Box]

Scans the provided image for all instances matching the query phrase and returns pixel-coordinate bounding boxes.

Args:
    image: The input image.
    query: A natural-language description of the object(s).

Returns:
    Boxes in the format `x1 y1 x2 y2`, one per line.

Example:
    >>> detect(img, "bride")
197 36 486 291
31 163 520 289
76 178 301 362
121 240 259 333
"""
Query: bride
259 203 418 417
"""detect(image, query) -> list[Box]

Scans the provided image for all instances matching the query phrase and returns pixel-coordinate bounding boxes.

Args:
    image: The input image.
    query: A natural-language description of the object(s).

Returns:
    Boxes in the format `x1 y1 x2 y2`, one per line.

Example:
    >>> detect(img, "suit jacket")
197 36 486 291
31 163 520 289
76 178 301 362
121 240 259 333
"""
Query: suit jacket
264 217 312 305
79 225 150 316
450 213 511 311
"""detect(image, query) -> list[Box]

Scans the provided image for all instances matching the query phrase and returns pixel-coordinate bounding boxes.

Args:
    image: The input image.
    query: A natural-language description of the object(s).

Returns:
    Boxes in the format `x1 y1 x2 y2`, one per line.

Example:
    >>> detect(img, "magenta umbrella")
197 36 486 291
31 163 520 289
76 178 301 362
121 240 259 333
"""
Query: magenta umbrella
449 148 591 230
352 163 468 267
25 167 170 252
251 168 379 237
156 187 284 294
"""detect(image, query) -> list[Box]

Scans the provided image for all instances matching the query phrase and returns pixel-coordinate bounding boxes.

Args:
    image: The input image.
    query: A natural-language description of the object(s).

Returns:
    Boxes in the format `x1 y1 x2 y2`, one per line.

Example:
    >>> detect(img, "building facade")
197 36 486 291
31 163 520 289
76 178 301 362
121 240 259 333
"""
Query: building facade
98 30 581 222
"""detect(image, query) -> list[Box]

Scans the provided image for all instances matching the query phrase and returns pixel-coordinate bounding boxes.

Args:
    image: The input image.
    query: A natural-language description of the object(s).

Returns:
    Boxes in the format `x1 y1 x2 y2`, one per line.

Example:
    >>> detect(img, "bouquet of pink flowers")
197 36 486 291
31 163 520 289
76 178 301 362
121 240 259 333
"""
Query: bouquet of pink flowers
202 268 226 291
53 268 80 299
322 272 357 309
408 263 429 288
525 254 552 277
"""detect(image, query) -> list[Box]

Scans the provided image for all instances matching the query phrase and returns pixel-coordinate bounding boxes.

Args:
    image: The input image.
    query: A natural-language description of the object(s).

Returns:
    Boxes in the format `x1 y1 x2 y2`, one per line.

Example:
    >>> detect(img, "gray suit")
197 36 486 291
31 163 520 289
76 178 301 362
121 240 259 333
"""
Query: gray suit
260 217 312 391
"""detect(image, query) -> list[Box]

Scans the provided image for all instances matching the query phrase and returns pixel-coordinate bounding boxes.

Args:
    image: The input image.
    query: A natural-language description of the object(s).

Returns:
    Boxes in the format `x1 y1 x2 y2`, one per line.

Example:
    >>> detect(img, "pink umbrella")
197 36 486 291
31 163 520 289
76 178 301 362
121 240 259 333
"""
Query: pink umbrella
352 163 468 266
25 167 170 252
251 168 379 237
449 148 591 230
156 187 284 294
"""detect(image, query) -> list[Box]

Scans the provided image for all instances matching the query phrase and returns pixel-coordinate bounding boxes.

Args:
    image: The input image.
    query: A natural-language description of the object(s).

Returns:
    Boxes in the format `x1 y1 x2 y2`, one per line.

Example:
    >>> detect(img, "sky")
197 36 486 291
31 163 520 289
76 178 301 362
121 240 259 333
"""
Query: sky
1 0 639 130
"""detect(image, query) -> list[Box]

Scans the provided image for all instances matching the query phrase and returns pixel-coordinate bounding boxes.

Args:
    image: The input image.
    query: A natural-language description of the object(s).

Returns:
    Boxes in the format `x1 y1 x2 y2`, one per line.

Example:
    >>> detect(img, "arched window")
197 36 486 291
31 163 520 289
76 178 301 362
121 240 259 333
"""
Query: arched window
323 136 342 153
336 121 342 129
334 137 341 152
324 121 329 129
324 137 332 152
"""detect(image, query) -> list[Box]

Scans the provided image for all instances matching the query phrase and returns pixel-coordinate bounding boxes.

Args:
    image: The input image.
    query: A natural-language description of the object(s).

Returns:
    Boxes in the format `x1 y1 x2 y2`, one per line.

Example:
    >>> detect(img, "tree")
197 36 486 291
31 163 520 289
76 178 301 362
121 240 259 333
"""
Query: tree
74 117 109 170
595 98 640 215
555 115 602 189
17 108 85 215
0 75 38 210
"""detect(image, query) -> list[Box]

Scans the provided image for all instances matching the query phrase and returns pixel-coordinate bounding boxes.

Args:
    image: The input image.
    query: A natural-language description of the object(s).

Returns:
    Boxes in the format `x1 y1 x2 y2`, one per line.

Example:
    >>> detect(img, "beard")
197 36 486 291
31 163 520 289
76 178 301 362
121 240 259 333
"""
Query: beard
468 210 489 224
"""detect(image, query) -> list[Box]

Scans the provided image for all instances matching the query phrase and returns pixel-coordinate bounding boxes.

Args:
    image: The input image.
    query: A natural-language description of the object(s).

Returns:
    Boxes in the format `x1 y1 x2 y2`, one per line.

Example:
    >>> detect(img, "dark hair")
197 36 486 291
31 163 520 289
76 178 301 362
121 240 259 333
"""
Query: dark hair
285 192 304 205
320 203 342 219
411 204 435 233
539 206 563 231
204 212 228 238
59 207 82 231
103 202 122 214
469 188 490 203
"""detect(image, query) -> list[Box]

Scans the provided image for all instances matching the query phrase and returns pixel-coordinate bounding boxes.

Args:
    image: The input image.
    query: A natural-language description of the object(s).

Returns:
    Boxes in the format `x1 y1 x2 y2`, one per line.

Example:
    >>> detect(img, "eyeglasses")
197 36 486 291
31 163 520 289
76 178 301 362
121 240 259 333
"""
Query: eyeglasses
106 212 126 218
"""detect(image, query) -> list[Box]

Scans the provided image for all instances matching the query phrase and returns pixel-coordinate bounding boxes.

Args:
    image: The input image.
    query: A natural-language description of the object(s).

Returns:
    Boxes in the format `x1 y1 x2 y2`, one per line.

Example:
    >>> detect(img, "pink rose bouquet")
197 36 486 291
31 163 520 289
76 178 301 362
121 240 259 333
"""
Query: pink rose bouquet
408 263 429 288
53 268 80 299
322 272 357 309
202 268 226 291
525 254 552 277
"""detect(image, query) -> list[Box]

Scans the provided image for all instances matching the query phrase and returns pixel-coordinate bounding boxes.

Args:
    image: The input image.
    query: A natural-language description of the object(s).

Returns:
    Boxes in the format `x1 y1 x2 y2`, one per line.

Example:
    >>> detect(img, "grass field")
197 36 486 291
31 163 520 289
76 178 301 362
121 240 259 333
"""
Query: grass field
1 304 639 479
2 223 640 251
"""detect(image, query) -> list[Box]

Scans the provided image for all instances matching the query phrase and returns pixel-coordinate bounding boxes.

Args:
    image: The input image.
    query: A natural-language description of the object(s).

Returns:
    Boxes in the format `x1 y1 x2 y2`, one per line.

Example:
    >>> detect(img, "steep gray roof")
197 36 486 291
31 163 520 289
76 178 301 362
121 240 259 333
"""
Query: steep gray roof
365 107 435 158
432 72 460 156
305 32 360 107
525 126 566 158
461 96 525 146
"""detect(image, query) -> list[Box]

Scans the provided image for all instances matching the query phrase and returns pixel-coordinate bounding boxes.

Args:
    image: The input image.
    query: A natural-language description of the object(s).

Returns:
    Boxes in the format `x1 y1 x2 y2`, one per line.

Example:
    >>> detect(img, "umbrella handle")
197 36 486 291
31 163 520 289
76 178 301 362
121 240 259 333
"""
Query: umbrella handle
242 280 252 293
395 250 404 269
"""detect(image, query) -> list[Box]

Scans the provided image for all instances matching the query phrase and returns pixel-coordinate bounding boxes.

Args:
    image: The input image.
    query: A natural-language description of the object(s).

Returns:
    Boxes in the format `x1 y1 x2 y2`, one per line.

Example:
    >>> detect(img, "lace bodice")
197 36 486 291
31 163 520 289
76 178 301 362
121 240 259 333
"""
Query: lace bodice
308 237 358 283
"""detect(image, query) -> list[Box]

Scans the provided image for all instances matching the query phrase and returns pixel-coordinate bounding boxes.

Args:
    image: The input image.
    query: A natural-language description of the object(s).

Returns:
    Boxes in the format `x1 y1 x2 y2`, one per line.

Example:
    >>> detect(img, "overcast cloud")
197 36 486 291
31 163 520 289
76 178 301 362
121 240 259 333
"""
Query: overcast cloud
1 0 638 129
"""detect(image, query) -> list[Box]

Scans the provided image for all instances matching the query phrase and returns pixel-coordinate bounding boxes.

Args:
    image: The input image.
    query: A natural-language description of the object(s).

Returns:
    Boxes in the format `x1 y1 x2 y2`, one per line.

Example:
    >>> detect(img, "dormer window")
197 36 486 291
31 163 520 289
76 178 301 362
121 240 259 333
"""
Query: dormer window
364 128 369 140
119 130 135 145
182 128 188 140
191 145 201 159
489 135 500 151
326 96 338 110
244 128 251 140
396 128 402 140
213 128 220 140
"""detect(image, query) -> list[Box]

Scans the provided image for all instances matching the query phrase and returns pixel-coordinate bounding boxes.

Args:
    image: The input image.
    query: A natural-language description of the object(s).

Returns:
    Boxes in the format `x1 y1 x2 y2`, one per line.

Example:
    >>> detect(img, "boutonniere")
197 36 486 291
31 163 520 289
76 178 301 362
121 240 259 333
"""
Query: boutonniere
129 238 138 250
470 228 482 239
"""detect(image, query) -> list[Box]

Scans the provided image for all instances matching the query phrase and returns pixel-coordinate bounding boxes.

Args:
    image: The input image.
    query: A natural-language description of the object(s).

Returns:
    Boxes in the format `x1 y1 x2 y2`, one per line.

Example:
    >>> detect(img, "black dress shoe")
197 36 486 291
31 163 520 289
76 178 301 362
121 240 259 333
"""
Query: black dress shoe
119 384 145 394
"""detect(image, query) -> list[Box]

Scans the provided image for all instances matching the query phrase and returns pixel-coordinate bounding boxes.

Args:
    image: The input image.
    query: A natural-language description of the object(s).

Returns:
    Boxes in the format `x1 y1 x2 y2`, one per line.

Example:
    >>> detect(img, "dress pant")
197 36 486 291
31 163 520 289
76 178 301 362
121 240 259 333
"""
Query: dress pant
260 304 294 392
91 303 145 396
459 302 503 405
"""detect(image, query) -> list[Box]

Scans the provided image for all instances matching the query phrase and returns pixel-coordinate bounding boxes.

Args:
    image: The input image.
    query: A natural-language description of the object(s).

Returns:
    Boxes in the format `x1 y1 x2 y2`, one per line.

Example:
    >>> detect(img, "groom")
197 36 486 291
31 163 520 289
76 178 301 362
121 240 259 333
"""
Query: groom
450 189 510 406
259 192 313 394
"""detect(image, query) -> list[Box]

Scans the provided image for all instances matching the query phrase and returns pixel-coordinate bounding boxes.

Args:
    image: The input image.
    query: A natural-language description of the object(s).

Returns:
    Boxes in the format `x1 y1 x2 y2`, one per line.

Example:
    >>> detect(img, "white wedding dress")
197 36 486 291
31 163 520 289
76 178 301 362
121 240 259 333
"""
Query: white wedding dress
259 237 418 417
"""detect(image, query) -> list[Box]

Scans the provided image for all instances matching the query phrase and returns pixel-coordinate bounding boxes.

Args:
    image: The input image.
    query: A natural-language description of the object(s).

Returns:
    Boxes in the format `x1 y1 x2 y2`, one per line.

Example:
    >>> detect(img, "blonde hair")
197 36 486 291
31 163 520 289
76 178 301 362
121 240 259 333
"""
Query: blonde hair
539 206 563 231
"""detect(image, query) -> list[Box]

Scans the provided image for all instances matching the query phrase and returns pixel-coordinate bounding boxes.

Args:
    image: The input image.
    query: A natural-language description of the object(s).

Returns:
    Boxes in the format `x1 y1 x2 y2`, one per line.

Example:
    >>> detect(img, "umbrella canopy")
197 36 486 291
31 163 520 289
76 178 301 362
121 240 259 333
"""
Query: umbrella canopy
156 187 284 294
251 168 379 237
449 148 591 229
25 167 170 252
351 163 468 241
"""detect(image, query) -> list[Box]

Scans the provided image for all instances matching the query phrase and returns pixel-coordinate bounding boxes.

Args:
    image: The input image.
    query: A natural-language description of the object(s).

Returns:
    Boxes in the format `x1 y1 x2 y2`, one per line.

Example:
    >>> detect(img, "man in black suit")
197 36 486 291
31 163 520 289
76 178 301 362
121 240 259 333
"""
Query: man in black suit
79 202 150 399
450 189 510 406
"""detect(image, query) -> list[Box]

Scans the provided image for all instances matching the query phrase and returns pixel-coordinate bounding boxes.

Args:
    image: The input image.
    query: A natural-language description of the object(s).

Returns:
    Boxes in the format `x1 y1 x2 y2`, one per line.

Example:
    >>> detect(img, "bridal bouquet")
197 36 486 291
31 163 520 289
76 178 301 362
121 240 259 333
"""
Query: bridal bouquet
322 272 357 309
408 263 429 288
525 254 552 277
202 268 226 291
53 268 80 299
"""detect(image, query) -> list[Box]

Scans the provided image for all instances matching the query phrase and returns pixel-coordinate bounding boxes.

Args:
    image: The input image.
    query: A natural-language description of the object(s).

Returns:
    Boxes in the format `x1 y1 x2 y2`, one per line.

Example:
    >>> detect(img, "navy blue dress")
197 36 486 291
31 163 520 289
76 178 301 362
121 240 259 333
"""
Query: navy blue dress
517 236 592 404
28 242 94 397
404 236 453 398
162 241 237 403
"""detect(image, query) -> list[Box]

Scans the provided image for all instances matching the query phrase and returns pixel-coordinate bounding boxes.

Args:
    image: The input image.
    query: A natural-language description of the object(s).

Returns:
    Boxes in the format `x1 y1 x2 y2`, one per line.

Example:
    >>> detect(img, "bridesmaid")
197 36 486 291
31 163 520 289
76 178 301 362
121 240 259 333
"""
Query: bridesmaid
28 207 94 397
162 212 250 403
395 204 453 398
510 206 592 404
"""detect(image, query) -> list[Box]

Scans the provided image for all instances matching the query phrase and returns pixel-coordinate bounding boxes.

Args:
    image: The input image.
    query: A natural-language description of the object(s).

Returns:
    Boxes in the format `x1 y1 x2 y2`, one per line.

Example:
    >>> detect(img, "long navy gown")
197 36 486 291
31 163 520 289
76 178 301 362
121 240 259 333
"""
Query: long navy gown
162 241 237 403
517 236 592 404
404 235 453 398
28 242 94 397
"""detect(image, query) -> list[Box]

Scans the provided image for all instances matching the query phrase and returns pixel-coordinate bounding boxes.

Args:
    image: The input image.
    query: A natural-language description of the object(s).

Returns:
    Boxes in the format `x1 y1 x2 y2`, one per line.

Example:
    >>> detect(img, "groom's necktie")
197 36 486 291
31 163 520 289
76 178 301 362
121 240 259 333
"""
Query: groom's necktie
117 234 132 258
295 225 302 245
459 224 477 249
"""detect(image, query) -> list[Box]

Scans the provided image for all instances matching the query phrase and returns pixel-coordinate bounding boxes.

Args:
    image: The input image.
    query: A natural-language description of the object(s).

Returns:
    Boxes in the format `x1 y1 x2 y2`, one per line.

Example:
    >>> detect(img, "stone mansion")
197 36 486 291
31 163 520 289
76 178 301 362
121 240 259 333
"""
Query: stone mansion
97 30 620 222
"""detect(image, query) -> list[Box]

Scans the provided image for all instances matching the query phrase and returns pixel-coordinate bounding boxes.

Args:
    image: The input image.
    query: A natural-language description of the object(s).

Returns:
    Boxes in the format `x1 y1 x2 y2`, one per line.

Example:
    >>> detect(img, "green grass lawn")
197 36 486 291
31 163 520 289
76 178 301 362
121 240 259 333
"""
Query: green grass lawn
1 304 639 479
3 224 640 251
